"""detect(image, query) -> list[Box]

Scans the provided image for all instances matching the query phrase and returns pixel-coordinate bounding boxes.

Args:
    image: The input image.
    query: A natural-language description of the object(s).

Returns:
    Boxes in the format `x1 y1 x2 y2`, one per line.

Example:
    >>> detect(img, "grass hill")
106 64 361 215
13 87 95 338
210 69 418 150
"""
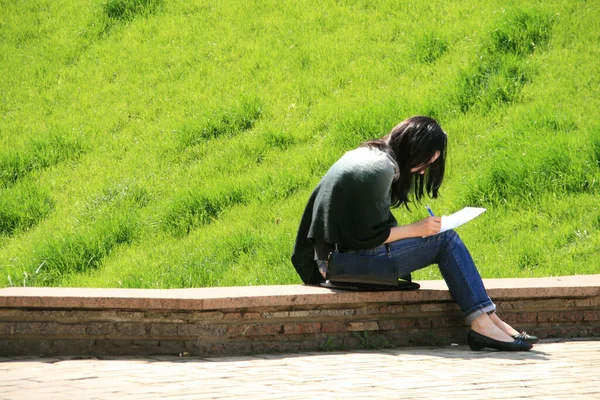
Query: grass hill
1 0 599 288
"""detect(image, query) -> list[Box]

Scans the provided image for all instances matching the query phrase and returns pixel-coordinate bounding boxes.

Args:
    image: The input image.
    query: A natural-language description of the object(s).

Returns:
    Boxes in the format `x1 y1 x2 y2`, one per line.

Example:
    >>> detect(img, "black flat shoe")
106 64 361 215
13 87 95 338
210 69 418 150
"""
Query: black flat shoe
512 332 540 344
467 330 533 351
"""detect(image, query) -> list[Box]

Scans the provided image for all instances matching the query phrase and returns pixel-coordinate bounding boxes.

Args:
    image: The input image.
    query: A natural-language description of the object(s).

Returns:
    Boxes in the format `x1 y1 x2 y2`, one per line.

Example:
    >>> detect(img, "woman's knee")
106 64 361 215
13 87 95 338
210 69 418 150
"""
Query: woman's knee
442 229 460 241
441 229 464 248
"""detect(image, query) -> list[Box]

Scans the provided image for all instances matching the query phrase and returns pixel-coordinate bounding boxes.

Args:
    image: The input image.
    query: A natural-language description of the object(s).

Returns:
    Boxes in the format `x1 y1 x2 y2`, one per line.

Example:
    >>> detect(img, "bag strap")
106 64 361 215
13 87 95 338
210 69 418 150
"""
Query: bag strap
333 242 391 257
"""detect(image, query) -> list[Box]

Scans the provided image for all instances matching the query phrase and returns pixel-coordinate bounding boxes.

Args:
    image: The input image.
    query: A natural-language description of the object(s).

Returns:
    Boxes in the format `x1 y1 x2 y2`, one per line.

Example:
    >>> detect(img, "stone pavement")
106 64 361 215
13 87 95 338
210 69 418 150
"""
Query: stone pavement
2 339 599 399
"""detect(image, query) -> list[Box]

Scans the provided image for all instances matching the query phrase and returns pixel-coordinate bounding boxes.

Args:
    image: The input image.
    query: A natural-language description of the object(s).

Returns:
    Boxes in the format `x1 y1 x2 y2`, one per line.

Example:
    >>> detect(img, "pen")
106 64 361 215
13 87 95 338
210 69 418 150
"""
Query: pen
426 205 435 217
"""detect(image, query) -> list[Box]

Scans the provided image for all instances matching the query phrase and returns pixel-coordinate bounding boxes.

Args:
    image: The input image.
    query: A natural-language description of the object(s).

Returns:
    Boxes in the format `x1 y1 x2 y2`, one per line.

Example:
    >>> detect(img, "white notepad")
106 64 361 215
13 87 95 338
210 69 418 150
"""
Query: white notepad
439 207 487 233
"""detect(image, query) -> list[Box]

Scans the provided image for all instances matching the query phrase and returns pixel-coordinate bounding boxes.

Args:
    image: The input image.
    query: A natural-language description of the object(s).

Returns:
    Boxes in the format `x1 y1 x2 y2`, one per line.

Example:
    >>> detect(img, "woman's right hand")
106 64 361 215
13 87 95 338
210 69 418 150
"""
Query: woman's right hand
411 216 442 237
385 216 443 243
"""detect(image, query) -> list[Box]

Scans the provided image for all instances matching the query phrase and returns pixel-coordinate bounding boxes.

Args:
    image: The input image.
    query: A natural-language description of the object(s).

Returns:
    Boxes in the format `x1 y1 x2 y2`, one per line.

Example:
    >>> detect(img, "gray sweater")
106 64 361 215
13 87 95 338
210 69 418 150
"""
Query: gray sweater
291 147 399 284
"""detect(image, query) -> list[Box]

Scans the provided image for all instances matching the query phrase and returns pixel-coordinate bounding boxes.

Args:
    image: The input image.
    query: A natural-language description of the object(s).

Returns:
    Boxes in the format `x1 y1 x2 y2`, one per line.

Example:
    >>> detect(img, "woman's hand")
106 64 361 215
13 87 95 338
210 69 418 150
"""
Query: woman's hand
411 216 442 237
384 216 443 243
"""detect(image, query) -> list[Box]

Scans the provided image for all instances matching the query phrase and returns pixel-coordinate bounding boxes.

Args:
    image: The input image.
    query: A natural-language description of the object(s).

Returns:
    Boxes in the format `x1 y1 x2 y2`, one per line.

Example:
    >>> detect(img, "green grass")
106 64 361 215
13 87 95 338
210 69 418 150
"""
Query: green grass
22 212 138 286
0 180 54 236
0 133 85 188
177 96 262 148
1 0 599 288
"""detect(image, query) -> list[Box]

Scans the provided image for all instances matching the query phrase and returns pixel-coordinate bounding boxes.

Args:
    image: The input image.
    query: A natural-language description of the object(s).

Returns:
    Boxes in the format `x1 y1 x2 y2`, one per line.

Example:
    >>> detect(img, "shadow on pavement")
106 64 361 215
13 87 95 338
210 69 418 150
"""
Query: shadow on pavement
10 339 597 364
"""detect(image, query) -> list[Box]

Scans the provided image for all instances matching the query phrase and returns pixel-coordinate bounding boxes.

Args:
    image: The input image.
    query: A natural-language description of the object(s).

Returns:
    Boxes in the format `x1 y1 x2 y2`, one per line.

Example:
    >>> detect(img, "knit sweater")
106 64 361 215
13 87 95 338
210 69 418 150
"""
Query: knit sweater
291 146 399 284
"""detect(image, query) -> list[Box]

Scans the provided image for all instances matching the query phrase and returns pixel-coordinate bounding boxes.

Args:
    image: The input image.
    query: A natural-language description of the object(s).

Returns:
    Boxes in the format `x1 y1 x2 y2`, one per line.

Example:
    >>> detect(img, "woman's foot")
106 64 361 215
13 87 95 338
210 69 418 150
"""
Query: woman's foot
470 313 514 342
467 330 532 351
469 313 532 351
488 312 540 343
512 332 540 344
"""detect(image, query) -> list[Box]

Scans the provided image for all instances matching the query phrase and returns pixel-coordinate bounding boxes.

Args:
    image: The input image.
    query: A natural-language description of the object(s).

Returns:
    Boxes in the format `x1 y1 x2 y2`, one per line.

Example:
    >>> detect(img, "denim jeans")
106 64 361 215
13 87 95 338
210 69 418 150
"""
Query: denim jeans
347 229 496 324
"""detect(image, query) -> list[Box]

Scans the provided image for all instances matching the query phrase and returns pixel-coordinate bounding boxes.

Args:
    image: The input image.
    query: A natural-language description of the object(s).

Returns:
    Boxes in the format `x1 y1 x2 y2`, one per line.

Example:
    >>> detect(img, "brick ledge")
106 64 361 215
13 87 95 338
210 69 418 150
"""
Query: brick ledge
1 275 599 311
1 275 599 356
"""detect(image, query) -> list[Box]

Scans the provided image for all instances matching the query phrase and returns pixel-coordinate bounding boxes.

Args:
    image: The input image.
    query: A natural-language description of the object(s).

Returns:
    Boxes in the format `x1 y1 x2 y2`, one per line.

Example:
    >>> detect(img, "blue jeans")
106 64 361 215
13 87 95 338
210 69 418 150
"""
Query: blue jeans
348 229 496 324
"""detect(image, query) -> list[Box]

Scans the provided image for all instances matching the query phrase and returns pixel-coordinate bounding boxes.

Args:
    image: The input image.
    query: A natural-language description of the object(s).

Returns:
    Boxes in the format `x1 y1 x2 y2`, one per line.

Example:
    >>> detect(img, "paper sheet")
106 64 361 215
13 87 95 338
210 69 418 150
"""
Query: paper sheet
439 207 486 233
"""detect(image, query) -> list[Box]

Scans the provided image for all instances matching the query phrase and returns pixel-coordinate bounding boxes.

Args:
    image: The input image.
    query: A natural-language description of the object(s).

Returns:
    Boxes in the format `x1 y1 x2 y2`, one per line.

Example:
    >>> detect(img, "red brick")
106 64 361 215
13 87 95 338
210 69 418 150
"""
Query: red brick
51 339 95 355
516 312 538 324
321 321 346 333
242 312 262 320
575 298 600 307
499 299 577 310
223 313 243 320
430 317 464 328
297 341 320 351
115 322 147 336
187 311 224 322
419 303 460 313
132 340 159 348
283 323 321 334
255 342 296 353
506 312 536 324
222 342 253 354
148 324 178 336
0 309 26 320
538 311 583 323
584 311 600 321
354 306 381 315
537 312 552 323
15 322 43 335
0 310 70 322
251 324 282 336
394 319 416 330
0 322 15 335
86 323 115 335
178 324 226 337
378 320 395 331
187 343 209 356
348 321 379 331
262 311 290 318
500 313 518 325
555 327 587 338
155 312 188 323
15 322 87 336
559 311 584 322
415 318 433 329
380 304 420 314
156 340 189 354
317 309 355 317
93 310 145 322
226 324 282 337
208 343 225 355
0 339 51 356
226 325 245 337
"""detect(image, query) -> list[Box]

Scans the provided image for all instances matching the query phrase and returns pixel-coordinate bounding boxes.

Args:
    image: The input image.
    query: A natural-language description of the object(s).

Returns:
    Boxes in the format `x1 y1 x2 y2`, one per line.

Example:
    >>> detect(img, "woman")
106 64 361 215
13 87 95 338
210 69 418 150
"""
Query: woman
291 116 538 351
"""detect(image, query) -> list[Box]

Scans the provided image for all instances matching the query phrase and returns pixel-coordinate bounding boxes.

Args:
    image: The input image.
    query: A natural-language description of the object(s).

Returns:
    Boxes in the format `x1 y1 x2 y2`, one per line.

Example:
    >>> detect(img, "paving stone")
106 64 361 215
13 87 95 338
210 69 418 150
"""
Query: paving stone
0 340 599 399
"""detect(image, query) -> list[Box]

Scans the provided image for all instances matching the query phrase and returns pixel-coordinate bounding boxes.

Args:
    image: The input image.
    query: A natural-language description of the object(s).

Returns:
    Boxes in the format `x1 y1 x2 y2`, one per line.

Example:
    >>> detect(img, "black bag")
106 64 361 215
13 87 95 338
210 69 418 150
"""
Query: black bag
321 248 420 291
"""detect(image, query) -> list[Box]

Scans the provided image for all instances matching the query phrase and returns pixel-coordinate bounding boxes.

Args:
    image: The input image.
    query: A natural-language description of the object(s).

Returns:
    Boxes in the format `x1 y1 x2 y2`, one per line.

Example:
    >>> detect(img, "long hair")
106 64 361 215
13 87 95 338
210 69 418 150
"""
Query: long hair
361 116 447 208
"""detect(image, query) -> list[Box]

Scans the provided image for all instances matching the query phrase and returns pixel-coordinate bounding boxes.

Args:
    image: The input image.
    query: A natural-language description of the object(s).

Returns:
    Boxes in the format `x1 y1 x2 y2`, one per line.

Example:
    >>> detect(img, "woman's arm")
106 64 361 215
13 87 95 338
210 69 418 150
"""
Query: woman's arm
384 216 442 243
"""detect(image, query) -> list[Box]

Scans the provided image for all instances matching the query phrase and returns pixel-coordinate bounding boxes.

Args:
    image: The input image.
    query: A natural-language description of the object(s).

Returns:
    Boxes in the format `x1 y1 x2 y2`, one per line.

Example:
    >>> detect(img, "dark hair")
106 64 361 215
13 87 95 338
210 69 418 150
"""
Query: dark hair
361 116 447 208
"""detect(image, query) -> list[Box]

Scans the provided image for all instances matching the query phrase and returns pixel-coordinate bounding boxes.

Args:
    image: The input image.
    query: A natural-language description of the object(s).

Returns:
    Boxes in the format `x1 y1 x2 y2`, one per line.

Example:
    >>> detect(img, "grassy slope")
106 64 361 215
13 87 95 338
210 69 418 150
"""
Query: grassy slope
0 0 599 288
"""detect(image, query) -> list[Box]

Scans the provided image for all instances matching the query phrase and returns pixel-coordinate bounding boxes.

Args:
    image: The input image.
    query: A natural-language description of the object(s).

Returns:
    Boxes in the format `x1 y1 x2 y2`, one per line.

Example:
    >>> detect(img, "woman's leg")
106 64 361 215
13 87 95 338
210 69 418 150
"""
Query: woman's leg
488 312 519 336
363 230 519 342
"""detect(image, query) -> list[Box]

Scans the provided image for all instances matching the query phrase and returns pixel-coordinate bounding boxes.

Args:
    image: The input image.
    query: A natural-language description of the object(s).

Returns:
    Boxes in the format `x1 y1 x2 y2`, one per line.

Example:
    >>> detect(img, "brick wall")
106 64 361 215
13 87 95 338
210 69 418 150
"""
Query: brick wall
1 276 599 356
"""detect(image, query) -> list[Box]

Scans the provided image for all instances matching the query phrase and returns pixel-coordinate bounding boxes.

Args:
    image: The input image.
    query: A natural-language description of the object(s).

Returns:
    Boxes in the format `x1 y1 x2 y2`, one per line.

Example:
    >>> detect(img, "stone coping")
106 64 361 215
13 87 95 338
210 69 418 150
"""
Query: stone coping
1 275 599 311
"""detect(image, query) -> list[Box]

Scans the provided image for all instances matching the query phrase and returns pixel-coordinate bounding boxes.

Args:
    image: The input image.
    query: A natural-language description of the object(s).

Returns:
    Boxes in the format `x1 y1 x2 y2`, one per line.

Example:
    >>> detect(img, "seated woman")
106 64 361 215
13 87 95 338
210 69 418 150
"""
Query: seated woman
291 116 538 351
